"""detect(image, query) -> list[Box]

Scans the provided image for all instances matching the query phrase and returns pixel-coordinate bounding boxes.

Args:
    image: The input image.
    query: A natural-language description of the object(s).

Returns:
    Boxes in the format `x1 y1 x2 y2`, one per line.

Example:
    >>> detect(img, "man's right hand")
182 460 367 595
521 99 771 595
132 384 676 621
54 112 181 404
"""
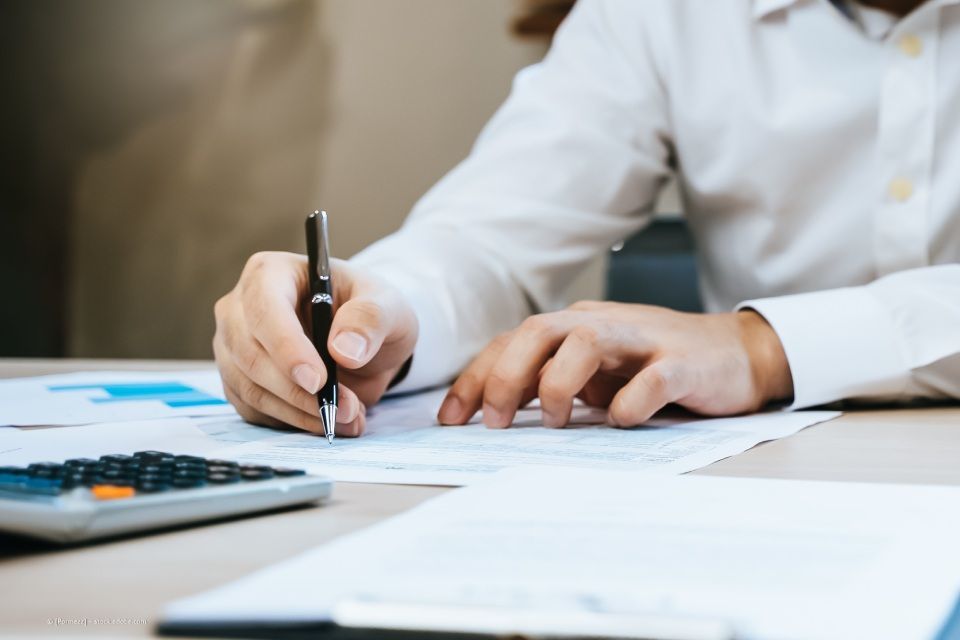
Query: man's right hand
213 252 418 437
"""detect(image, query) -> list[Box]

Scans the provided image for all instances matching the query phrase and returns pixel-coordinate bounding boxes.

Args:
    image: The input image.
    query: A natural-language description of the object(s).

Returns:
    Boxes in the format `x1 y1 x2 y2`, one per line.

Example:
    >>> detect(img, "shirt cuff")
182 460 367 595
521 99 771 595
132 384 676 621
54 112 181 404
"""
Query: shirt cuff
738 287 911 409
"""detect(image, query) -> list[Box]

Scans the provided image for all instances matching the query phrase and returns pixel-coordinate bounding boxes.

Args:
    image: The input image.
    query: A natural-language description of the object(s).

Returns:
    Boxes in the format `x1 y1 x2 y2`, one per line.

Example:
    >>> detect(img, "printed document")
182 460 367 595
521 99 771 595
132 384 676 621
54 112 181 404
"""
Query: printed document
0 370 235 426
162 469 960 640
212 388 840 485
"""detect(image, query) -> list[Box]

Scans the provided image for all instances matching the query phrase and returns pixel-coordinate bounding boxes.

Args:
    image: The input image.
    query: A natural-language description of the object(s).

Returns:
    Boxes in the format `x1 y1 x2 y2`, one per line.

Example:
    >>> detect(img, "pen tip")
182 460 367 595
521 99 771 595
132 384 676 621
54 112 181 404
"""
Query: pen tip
320 403 337 444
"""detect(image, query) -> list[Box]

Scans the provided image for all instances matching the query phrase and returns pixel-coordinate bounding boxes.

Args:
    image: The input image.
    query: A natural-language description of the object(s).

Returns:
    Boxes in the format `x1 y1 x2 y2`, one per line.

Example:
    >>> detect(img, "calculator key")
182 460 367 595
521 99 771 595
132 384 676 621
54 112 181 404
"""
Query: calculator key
241 468 275 481
137 482 171 493
91 485 136 500
134 450 168 458
207 473 241 484
173 461 206 473
173 469 204 479
31 467 65 479
100 454 134 465
273 467 306 477
64 458 98 467
207 465 239 475
137 472 170 482
28 462 62 473
140 463 172 474
172 477 207 489
175 455 206 464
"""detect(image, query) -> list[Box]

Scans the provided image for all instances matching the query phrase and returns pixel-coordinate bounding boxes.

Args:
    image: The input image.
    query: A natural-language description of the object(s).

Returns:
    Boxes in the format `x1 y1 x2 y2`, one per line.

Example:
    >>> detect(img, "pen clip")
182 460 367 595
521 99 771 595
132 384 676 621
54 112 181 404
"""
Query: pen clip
306 210 332 295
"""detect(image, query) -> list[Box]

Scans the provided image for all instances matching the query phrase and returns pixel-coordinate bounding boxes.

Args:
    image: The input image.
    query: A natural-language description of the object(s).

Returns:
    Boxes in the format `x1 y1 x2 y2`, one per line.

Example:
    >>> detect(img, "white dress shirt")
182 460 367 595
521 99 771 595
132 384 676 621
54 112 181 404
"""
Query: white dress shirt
352 0 960 409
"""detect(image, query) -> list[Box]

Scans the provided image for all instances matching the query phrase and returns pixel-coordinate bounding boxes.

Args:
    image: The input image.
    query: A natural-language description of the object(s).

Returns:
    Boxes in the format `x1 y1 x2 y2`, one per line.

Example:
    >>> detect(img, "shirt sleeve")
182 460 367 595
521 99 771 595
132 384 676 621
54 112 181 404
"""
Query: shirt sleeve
739 264 960 409
350 0 673 392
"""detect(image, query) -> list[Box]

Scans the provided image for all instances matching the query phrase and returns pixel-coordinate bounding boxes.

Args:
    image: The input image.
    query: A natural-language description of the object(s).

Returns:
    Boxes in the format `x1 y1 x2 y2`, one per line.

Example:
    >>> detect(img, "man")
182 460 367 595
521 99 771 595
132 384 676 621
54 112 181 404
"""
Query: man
213 0 960 437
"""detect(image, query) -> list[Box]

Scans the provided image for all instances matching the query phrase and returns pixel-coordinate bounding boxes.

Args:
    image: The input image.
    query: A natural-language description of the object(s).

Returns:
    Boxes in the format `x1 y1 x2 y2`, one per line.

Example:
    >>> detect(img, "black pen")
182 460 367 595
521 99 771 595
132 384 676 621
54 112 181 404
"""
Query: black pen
306 210 338 444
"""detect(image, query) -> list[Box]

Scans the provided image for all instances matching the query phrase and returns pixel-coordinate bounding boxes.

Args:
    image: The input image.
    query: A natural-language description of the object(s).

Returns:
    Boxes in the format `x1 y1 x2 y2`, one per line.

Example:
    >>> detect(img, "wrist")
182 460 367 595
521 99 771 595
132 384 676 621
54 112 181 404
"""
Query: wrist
737 310 794 405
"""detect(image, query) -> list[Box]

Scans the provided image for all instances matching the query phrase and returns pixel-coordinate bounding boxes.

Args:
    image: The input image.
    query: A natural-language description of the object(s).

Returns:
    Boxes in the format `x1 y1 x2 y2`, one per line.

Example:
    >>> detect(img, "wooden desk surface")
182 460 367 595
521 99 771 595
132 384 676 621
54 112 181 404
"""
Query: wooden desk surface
2 358 959 637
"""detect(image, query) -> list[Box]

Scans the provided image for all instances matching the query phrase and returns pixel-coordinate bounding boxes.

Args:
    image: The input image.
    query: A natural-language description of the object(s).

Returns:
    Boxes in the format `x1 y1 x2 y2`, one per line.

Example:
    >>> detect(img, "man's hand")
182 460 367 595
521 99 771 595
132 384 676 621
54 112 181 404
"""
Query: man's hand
438 301 793 428
213 252 418 436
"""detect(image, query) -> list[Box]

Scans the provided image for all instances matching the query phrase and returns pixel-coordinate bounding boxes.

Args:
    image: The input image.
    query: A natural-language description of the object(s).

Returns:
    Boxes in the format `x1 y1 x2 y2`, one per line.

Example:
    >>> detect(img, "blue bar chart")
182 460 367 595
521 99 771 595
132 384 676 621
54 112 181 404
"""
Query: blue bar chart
48 382 228 409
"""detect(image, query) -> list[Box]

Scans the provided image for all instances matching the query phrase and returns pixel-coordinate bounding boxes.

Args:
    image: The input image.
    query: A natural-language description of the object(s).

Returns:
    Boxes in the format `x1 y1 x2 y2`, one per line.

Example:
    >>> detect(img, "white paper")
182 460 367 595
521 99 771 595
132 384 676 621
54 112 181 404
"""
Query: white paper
0 419 223 465
212 388 840 485
0 370 237 426
163 469 960 640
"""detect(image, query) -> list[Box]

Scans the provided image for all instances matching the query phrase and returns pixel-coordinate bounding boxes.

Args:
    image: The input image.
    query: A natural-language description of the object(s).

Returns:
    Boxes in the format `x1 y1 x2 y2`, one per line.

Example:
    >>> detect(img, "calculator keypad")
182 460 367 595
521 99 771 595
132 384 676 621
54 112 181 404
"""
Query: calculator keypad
0 452 306 500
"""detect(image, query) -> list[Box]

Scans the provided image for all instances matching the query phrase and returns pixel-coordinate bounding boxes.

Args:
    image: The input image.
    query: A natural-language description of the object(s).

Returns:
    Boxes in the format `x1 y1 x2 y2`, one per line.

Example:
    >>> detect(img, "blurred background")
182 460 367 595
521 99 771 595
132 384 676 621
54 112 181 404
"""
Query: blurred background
1 0 678 361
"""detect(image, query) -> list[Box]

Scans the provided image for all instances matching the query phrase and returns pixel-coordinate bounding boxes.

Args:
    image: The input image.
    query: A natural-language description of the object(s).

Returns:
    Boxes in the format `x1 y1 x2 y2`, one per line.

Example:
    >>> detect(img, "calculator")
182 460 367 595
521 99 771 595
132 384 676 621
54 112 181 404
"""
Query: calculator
0 451 332 543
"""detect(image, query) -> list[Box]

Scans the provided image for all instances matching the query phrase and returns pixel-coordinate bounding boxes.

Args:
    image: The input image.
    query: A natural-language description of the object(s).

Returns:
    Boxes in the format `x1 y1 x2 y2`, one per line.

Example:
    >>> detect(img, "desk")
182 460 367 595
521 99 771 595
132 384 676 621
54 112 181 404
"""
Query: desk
2 358 959 637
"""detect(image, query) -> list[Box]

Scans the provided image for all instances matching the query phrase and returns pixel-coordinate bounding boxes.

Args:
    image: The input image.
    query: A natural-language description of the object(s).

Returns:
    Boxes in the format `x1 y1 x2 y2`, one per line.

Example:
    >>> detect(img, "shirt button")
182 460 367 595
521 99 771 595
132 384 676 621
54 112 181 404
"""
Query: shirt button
888 177 914 202
898 34 923 58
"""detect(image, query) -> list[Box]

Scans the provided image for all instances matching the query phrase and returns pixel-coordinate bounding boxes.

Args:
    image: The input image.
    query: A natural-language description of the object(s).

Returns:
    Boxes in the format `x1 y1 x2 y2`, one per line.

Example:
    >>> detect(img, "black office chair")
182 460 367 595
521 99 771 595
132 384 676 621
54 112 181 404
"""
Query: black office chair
605 217 703 312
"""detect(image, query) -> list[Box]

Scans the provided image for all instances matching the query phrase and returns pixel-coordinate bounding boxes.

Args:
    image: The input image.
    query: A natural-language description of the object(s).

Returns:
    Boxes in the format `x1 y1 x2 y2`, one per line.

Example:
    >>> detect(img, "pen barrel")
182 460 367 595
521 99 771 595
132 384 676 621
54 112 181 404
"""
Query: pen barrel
310 298 339 402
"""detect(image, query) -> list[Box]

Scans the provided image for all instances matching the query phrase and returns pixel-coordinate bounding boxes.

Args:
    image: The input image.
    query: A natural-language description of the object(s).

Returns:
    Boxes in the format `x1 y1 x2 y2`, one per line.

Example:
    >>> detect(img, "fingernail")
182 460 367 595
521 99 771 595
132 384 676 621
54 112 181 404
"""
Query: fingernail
542 410 563 428
332 332 368 362
292 364 323 394
483 403 508 429
439 396 463 424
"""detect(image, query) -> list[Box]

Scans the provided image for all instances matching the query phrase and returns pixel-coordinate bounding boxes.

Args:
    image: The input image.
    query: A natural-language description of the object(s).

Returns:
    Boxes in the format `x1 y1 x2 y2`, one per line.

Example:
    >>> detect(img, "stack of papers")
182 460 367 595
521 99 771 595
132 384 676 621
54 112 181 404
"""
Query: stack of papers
0 372 840 486
161 468 960 640
207 388 840 485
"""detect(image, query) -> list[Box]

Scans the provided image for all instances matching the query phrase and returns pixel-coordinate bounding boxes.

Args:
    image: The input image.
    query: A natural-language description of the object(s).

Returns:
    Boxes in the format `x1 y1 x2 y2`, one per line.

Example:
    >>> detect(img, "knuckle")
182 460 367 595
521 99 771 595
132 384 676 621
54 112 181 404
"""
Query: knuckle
538 377 569 405
244 251 275 273
237 377 266 409
348 299 386 330
569 324 600 346
454 371 484 394
485 369 522 402
569 299 601 312
215 318 236 351
213 294 229 321
490 332 513 351
236 344 262 375
642 367 670 396
520 314 552 335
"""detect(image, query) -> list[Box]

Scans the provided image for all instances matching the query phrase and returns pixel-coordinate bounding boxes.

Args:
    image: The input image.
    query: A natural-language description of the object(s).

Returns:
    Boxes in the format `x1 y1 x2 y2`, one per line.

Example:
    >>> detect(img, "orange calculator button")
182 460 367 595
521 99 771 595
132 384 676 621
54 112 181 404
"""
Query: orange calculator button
91 485 136 500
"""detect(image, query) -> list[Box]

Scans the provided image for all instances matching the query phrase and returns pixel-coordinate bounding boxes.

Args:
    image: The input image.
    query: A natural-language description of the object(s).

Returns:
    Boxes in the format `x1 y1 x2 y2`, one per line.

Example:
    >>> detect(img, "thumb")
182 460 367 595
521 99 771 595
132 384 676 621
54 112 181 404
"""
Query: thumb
328 296 393 370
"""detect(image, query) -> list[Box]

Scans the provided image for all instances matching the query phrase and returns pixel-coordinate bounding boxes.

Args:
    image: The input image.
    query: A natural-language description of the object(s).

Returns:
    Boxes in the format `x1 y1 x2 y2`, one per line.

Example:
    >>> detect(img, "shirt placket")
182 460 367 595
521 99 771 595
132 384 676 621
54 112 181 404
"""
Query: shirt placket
873 8 939 276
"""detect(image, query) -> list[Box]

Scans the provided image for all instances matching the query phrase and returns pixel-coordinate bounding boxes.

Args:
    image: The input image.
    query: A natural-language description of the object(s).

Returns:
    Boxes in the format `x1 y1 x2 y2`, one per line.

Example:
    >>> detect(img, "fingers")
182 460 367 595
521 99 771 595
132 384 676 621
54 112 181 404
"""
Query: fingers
334 389 367 438
438 333 512 426
328 295 385 370
237 252 328 394
219 356 324 434
217 330 364 436
608 359 689 427
481 314 576 428
227 331 324 417
538 327 603 427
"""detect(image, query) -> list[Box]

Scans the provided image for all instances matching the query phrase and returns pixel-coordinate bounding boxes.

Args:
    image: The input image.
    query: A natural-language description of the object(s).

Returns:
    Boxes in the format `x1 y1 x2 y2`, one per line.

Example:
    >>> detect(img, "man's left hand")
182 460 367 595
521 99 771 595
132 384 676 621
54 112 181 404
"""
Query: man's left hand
437 301 794 428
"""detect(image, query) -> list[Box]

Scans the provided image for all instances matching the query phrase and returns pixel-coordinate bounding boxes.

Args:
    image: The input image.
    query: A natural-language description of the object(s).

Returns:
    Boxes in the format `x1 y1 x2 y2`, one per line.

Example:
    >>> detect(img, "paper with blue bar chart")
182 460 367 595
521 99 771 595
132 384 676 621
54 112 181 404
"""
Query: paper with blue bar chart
0 370 236 426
